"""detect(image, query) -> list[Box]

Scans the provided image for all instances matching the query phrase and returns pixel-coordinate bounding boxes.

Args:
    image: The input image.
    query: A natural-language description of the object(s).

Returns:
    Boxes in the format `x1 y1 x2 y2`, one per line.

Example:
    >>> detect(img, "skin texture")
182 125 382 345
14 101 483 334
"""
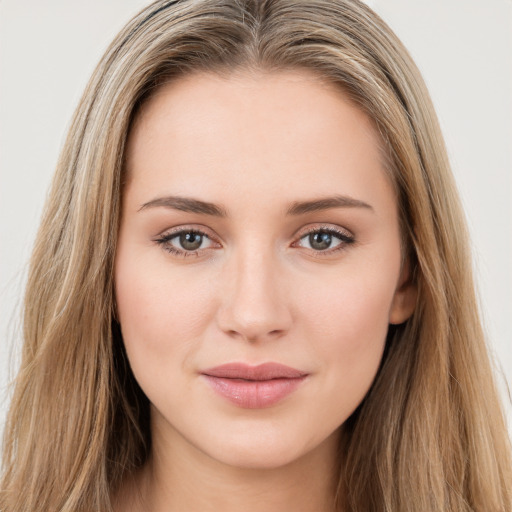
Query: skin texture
114 69 416 511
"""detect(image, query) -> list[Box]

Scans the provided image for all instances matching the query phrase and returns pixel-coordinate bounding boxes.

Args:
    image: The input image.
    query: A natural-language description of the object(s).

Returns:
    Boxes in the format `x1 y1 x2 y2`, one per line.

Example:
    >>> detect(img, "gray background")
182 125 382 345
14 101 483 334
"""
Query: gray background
1 0 511 439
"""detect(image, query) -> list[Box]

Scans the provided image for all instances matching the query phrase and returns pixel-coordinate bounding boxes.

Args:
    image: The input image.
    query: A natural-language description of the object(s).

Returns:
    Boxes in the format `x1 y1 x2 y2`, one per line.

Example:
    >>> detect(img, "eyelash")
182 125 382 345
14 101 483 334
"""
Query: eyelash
293 226 355 256
154 228 217 258
154 225 355 259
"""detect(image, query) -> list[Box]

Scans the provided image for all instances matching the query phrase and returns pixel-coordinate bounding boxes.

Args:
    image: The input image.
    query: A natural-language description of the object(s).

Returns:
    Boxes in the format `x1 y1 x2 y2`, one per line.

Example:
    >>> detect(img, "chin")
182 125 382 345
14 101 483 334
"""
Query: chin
195 422 340 471
207 441 311 471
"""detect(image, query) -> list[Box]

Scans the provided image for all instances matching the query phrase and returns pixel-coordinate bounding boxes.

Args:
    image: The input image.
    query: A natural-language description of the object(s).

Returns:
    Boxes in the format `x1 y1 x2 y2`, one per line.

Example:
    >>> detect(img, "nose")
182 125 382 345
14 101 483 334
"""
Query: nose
216 246 293 343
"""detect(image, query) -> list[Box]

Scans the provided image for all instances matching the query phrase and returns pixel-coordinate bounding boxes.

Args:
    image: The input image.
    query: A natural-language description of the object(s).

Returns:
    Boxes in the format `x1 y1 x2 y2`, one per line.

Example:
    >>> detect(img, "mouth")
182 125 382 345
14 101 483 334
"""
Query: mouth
201 362 308 409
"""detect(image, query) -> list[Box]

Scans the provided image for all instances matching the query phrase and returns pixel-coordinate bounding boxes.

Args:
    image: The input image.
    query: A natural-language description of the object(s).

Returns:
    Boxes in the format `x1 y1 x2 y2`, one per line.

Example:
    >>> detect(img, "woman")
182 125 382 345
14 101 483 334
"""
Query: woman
1 0 511 510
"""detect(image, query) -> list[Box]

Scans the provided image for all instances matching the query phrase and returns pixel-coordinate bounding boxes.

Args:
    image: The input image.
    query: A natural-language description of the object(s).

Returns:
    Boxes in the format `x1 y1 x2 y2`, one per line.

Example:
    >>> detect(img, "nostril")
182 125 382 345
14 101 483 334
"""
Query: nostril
224 327 286 343
215 273 293 342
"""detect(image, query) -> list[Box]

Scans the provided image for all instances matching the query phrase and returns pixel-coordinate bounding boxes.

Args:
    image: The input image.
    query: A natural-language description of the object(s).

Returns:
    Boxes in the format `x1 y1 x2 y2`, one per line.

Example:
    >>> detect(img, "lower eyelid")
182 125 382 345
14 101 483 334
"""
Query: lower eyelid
153 227 222 258
154 226 354 255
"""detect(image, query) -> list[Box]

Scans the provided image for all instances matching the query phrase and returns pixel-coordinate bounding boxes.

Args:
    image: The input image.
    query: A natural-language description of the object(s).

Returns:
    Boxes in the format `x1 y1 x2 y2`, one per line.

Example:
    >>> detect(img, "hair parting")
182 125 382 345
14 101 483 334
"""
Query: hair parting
1 1 510 511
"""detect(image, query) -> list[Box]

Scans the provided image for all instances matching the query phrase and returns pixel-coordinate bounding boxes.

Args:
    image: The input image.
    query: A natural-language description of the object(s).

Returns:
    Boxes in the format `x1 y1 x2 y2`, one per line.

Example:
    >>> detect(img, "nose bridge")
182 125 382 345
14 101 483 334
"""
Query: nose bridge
217 241 291 342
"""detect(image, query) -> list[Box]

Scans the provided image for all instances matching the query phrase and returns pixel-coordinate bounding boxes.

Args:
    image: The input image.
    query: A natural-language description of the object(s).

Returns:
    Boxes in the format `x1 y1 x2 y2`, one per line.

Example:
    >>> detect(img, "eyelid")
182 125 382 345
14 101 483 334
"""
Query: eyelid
153 224 222 257
293 223 354 241
291 223 355 255
153 222 355 259
155 224 220 240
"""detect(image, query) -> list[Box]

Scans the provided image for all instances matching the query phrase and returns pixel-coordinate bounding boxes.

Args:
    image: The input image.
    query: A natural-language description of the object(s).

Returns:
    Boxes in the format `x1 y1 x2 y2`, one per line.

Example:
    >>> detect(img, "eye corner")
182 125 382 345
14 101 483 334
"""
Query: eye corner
153 225 222 259
292 224 356 256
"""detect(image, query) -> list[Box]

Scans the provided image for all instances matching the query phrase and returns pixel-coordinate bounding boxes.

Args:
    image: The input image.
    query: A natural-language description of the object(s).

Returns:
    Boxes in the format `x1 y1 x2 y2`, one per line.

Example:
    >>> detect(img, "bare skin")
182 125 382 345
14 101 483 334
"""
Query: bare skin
115 429 339 511
113 69 416 511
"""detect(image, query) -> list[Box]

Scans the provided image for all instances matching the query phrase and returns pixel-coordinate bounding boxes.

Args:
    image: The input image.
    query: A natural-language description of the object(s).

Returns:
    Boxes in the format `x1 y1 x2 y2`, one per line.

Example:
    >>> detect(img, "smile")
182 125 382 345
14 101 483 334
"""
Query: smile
201 363 308 409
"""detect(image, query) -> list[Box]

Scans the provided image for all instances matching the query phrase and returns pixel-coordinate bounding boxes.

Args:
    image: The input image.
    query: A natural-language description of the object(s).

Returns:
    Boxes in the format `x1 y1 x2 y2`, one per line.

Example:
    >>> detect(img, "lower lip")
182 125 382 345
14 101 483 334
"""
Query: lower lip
202 375 307 409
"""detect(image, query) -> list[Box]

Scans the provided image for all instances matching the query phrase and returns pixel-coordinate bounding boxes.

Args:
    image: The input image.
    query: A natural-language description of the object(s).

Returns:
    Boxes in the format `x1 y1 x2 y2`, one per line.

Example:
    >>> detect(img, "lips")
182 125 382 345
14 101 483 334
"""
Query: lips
201 363 308 409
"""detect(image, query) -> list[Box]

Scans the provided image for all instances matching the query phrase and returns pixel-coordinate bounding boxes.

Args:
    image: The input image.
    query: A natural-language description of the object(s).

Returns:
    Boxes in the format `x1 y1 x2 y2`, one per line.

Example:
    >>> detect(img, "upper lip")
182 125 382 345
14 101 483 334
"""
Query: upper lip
202 362 308 381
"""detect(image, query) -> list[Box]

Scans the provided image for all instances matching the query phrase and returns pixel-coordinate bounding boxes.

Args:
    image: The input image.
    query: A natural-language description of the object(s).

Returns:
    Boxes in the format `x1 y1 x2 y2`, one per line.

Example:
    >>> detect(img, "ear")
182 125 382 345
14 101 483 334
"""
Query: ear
389 259 417 325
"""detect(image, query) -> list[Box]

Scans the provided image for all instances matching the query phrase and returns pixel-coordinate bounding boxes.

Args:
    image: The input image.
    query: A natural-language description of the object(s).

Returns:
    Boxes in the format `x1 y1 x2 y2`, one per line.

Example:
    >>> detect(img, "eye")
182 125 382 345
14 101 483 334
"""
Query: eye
155 228 217 256
295 227 354 253
174 231 209 251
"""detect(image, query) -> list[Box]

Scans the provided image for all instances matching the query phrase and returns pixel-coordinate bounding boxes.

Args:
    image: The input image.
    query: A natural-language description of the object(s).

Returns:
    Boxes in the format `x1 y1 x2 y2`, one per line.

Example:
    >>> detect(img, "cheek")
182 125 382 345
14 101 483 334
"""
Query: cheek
300 267 395 345
296 264 397 405
114 250 217 371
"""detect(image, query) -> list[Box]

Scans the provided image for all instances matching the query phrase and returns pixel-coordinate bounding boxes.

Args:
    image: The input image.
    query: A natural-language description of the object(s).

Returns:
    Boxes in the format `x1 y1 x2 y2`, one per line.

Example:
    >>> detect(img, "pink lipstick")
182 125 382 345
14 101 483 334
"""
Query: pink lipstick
201 363 308 409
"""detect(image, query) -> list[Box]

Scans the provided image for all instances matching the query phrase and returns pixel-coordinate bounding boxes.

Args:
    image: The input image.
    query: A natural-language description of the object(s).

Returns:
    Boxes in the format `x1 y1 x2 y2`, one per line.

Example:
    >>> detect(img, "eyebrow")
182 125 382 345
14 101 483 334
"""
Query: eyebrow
286 195 373 215
139 196 228 217
138 194 373 216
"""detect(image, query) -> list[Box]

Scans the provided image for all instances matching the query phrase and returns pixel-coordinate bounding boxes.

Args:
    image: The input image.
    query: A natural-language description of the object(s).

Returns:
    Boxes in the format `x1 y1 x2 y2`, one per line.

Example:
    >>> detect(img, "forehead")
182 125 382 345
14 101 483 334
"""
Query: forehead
124 69 394 214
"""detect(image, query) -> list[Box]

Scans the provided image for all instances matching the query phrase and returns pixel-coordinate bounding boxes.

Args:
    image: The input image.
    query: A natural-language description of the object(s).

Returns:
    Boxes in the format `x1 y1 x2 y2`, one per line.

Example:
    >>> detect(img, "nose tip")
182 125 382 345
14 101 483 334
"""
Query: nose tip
216 254 292 343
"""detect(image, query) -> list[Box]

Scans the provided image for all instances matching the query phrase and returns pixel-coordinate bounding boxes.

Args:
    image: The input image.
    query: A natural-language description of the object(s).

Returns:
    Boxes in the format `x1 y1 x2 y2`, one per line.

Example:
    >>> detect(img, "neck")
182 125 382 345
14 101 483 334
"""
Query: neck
115 423 341 512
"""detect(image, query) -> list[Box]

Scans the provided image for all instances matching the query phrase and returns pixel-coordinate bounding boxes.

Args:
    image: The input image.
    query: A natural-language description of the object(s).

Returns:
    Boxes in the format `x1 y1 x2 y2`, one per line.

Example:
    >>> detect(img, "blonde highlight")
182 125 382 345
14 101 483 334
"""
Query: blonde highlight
1 1 510 510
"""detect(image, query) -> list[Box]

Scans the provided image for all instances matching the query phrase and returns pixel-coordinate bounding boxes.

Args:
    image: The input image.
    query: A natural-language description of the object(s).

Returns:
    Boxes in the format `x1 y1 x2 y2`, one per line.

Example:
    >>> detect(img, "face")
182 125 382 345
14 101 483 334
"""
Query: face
115 69 416 470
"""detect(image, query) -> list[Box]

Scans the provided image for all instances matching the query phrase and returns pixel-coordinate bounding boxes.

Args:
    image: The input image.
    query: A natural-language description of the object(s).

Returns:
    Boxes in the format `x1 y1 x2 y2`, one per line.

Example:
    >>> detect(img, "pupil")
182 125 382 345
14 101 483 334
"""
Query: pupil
180 232 202 250
310 231 331 250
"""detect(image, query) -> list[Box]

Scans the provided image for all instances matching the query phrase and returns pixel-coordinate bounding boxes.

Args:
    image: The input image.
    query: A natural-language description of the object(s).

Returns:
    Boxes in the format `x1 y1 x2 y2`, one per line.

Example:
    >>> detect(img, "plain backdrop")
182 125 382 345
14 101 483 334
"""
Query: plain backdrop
1 0 511 440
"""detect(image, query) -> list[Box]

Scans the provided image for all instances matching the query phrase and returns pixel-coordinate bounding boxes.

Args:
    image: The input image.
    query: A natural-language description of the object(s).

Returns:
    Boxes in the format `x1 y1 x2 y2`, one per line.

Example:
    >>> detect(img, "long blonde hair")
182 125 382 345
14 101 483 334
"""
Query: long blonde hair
1 1 511 510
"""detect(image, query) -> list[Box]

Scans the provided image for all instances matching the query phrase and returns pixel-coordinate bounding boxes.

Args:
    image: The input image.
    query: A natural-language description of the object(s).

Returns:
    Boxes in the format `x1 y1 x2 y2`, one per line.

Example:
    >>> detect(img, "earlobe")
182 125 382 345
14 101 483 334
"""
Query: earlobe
389 261 417 325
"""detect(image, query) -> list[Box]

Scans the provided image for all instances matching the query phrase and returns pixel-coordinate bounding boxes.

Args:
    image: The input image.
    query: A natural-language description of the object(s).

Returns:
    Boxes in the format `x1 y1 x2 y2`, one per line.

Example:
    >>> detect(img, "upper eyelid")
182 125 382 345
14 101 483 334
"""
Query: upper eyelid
155 223 354 247
156 224 219 239
155 227 219 255
293 223 354 239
